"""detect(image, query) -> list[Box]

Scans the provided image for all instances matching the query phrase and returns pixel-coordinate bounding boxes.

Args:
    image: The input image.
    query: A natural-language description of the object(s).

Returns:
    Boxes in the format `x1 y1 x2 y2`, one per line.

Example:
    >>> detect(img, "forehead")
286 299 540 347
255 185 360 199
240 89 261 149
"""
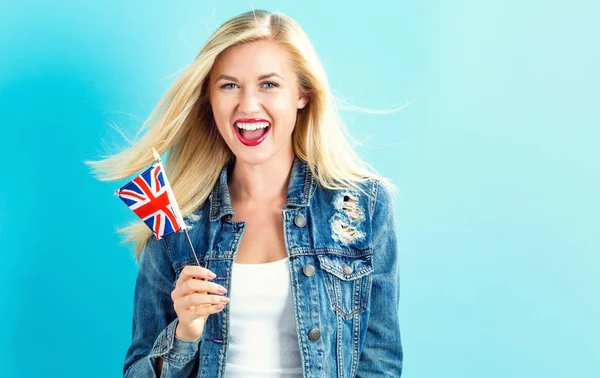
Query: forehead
210 40 293 77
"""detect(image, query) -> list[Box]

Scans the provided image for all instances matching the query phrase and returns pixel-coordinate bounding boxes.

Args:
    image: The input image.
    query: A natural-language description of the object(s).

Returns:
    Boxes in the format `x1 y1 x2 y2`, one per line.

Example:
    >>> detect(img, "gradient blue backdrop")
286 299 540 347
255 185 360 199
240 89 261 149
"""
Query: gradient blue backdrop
0 1 598 377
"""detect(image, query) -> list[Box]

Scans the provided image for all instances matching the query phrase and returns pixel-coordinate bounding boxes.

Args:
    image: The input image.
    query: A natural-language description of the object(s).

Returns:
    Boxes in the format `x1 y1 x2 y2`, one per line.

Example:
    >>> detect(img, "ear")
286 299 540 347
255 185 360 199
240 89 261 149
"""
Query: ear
297 95 309 110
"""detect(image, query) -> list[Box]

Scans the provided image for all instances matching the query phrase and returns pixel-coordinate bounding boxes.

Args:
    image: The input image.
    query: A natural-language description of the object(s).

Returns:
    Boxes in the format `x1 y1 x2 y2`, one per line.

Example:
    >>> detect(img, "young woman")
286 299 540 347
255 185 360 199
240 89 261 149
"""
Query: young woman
88 9 402 378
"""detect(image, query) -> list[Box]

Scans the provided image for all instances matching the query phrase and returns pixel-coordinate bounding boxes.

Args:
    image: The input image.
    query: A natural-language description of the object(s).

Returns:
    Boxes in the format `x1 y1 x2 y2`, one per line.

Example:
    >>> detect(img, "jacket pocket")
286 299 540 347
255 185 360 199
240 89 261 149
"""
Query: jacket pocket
317 253 373 319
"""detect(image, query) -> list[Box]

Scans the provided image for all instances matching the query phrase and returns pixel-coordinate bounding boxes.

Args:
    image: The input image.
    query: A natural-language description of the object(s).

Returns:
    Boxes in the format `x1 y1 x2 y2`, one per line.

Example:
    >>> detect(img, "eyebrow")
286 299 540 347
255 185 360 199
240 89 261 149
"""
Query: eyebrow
215 73 284 82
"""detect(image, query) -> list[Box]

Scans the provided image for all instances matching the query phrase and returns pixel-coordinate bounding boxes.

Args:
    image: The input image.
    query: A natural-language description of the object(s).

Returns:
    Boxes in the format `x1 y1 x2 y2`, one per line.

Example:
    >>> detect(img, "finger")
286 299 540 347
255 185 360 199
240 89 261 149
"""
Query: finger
179 265 216 284
183 279 228 296
183 292 230 309
178 303 225 324
173 278 226 301
174 267 215 293
189 303 226 318
175 301 210 322
174 297 209 314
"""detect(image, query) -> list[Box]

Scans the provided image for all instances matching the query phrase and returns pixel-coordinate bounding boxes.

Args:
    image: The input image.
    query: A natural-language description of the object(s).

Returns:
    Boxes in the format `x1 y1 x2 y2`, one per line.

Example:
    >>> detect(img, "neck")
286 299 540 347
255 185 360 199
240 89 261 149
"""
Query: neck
228 150 295 206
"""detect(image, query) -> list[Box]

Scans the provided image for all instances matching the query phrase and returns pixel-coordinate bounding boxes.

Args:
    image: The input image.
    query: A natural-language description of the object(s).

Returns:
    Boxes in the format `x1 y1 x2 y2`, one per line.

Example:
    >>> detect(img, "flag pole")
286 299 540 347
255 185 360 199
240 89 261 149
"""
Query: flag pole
152 147 201 267
183 228 200 266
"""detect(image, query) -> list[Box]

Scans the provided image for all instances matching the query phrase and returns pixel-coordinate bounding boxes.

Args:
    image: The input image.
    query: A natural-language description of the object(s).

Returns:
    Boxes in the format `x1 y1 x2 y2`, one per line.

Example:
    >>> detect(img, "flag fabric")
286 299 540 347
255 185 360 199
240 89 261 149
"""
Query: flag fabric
115 159 185 240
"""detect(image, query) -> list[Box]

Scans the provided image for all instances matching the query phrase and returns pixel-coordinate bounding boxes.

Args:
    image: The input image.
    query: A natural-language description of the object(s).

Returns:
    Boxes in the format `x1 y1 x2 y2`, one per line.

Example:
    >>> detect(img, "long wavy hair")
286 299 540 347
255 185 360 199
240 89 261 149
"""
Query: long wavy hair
86 9 396 261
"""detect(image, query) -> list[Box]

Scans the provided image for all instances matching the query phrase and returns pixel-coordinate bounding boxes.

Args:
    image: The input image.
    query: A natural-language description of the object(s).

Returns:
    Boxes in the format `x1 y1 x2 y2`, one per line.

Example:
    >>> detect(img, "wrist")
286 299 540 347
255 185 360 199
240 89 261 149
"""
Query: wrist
175 321 202 341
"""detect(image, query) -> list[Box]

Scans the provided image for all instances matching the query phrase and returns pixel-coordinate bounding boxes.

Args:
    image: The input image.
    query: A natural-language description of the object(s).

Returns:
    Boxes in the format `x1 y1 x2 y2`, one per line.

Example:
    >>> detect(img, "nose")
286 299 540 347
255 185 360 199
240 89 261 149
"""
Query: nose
237 87 262 114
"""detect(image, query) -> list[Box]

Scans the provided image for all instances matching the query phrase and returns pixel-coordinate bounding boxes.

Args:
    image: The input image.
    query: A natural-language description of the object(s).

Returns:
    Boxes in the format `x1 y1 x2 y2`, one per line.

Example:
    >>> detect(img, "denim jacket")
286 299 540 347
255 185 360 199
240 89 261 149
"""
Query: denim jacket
123 155 403 377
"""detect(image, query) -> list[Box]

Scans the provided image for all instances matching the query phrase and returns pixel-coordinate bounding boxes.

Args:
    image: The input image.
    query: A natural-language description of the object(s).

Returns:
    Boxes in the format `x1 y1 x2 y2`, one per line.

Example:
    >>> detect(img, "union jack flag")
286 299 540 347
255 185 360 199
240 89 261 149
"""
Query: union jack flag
115 161 184 239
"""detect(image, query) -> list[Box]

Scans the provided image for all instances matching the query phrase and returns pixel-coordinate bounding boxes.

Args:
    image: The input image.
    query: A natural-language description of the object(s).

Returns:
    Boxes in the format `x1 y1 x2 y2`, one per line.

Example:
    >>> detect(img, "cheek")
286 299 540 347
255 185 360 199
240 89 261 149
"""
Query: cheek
268 96 300 122
210 98 233 126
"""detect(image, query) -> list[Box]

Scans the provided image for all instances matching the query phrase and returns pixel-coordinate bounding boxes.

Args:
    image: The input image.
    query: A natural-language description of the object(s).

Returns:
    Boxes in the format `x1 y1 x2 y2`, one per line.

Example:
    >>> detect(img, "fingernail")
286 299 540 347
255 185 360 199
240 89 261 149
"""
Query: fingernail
218 286 227 294
220 297 230 303
209 271 217 279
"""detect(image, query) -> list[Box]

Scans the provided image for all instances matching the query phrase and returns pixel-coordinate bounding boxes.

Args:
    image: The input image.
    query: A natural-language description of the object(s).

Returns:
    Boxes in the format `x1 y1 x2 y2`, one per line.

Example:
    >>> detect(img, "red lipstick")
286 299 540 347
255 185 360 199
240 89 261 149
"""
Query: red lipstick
233 118 271 147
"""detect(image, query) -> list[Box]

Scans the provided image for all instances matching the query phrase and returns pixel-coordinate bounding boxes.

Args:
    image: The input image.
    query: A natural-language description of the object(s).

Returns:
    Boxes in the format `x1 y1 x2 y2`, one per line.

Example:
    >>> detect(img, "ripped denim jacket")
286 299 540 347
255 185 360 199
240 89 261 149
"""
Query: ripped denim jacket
123 156 403 377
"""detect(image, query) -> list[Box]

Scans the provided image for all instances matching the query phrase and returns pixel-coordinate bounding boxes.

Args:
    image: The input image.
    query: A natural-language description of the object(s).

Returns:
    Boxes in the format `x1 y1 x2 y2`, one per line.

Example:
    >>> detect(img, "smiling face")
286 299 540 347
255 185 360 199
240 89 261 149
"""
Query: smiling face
208 39 308 165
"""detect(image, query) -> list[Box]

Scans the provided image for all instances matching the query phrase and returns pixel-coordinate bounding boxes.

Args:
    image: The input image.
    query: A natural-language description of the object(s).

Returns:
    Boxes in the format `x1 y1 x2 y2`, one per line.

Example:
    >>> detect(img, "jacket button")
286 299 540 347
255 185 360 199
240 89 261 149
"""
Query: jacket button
342 264 353 275
161 338 168 349
302 264 315 276
294 214 307 227
308 328 321 342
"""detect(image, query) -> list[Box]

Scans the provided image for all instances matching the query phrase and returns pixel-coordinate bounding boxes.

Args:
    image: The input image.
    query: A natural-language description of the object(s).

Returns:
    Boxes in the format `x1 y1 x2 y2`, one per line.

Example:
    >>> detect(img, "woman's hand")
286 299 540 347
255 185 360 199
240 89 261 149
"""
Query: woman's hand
171 266 230 341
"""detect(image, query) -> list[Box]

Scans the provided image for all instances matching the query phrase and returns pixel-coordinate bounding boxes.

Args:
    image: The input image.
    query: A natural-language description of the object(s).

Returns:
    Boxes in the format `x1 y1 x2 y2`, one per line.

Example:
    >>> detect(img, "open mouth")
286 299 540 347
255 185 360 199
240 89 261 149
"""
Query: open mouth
234 121 271 146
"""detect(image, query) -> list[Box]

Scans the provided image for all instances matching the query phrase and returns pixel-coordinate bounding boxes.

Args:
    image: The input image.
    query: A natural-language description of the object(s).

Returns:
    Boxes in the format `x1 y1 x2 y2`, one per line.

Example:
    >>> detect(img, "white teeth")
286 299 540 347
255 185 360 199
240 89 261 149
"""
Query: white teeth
235 122 270 130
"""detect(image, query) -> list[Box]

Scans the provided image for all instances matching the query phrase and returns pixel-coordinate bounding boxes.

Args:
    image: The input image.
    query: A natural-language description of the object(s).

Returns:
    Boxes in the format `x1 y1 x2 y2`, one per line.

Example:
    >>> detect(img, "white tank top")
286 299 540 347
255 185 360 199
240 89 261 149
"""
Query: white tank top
224 256 304 377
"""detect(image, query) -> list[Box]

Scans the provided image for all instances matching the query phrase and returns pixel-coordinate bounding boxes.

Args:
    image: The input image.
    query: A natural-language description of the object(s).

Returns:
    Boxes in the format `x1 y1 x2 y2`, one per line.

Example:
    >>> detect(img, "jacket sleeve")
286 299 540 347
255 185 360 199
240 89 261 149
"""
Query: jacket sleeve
356 180 403 377
123 236 202 378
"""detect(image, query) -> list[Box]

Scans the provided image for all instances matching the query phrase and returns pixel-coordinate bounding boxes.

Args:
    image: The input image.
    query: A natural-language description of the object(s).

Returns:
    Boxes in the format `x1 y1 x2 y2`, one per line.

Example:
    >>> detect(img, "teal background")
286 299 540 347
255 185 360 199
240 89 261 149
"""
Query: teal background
1 1 598 377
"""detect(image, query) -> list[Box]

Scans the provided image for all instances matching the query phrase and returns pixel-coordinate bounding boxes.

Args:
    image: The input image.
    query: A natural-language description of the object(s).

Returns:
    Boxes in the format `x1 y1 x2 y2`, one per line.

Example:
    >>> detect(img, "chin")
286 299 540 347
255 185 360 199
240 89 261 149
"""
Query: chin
232 145 292 168
231 150 274 166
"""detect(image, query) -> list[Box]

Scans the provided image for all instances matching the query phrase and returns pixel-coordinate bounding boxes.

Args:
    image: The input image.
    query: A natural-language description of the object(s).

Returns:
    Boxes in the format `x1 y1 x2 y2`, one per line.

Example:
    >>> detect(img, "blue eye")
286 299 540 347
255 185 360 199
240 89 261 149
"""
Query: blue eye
220 82 278 90
263 81 278 89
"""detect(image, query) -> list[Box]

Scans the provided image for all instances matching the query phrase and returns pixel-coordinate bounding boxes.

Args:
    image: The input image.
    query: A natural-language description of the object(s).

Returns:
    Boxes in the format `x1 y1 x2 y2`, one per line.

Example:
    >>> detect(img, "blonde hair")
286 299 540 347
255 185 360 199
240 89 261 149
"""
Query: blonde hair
86 9 397 262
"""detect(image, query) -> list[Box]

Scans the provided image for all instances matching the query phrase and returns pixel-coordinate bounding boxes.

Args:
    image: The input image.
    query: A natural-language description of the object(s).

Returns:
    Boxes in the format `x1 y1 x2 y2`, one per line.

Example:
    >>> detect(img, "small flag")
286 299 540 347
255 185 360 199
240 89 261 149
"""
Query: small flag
115 148 186 240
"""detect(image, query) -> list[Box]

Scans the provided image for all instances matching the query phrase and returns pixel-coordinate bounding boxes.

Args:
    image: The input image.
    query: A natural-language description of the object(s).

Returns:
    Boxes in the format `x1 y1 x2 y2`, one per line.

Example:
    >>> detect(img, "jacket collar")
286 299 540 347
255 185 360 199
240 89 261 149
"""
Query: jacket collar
209 155 316 222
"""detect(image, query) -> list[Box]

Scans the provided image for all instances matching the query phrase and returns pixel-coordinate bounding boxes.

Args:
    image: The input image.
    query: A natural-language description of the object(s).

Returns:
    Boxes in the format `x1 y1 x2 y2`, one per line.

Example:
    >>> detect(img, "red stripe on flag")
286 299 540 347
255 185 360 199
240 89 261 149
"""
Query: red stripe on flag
153 165 161 190
155 213 162 239
164 208 181 233
131 176 171 220
117 189 145 201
